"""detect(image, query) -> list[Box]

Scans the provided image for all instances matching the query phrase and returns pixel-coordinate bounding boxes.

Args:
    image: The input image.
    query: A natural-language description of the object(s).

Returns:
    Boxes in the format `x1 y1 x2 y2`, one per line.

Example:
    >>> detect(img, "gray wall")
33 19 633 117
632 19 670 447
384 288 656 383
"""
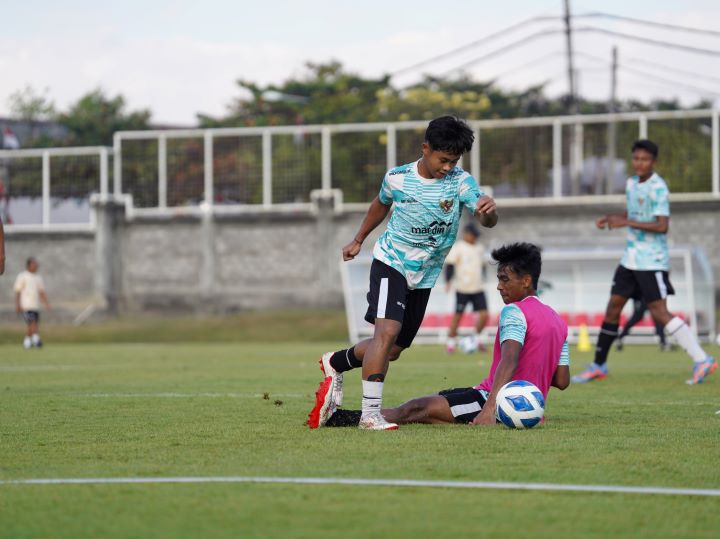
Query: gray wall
2 196 719 318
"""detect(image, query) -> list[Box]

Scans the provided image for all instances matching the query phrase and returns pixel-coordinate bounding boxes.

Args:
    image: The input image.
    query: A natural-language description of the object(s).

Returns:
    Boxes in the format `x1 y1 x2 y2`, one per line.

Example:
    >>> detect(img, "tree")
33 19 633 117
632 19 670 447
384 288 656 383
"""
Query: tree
7 85 56 142
58 88 151 146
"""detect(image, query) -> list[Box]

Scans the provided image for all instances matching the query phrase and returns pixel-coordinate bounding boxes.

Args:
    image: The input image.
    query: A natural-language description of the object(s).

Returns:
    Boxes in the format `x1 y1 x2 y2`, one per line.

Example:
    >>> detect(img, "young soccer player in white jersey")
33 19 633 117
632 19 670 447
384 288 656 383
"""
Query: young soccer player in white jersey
307 116 498 431
14 257 51 349
317 243 570 428
444 223 489 353
573 140 716 385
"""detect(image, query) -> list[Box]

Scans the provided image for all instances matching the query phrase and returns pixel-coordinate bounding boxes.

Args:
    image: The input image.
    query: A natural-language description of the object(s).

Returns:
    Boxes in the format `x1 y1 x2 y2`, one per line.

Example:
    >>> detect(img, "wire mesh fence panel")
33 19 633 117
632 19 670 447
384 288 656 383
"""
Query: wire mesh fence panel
480 125 553 197
48 154 100 224
561 121 639 196
647 117 713 193
213 135 263 205
167 137 204 206
122 139 158 208
395 127 425 167
331 131 387 203
0 156 43 225
271 133 321 203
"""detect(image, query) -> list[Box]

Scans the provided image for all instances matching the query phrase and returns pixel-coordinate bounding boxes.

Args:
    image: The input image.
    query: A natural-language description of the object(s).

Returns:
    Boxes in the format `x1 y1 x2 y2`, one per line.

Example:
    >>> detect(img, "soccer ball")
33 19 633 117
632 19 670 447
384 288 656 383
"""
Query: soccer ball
495 380 545 429
459 335 478 354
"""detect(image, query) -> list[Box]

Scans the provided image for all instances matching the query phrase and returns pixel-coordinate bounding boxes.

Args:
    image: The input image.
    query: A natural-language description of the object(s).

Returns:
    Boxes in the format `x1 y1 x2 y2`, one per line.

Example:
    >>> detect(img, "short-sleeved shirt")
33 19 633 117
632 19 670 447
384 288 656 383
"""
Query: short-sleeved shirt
373 160 485 289
475 296 569 399
620 173 670 271
14 271 45 311
445 240 485 293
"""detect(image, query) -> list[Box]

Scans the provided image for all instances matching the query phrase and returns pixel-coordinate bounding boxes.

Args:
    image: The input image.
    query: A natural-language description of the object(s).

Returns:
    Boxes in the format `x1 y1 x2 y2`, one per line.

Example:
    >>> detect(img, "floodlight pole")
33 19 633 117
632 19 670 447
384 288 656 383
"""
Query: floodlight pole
564 0 582 195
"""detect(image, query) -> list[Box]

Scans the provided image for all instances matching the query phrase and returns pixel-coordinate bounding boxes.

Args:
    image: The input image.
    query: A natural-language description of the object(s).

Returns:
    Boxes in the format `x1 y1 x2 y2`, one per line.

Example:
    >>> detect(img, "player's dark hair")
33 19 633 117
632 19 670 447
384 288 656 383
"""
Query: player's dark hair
463 223 480 237
26 257 36 268
425 116 474 155
632 139 658 158
491 243 542 290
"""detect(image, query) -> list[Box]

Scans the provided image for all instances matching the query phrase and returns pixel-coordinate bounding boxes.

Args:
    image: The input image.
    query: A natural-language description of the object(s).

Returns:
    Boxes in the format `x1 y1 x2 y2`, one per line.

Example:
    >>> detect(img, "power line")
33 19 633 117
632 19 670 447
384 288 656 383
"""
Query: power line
390 15 559 77
577 54 720 97
576 50 720 90
618 65 720 97
577 12 720 38
492 51 564 81
574 26 720 57
437 28 564 77
622 55 720 86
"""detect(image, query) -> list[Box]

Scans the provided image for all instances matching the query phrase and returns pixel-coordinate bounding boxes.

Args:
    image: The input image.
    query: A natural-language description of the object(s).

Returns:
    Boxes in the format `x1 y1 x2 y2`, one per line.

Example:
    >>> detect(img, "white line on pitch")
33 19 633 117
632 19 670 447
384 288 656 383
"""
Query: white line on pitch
0 476 718 497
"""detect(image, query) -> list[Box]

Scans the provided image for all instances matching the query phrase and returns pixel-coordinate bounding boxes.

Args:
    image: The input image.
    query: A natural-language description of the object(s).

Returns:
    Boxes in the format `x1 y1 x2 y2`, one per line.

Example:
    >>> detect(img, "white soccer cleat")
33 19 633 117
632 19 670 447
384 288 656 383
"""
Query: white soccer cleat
320 352 344 407
358 412 399 431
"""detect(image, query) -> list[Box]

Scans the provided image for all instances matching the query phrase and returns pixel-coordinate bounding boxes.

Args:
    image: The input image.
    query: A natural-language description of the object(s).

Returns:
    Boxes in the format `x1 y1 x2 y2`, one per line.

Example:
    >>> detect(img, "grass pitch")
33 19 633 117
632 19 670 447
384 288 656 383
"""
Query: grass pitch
1 338 719 538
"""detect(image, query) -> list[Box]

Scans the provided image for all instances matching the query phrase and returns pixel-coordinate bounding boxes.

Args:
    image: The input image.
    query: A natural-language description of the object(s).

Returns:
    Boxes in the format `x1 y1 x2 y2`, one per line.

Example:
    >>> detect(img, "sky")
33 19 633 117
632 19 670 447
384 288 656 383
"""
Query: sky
2 0 720 125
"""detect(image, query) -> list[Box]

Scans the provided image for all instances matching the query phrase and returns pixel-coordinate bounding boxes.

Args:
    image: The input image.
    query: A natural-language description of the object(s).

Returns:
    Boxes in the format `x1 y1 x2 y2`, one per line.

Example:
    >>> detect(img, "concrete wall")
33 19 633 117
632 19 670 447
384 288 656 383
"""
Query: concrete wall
2 196 719 318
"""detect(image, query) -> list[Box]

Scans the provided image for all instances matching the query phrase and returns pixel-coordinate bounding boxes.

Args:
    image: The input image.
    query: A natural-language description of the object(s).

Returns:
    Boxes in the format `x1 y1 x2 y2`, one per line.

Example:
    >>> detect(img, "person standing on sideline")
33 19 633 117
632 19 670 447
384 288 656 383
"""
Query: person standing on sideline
14 257 51 349
444 223 489 353
307 116 498 430
573 140 715 385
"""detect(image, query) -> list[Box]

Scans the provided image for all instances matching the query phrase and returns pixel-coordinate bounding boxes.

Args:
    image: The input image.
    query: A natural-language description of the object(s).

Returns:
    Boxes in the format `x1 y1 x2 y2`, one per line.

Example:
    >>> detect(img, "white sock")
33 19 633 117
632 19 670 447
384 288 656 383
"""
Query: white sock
665 317 707 363
23 336 32 349
31 333 41 344
446 337 457 347
361 380 383 416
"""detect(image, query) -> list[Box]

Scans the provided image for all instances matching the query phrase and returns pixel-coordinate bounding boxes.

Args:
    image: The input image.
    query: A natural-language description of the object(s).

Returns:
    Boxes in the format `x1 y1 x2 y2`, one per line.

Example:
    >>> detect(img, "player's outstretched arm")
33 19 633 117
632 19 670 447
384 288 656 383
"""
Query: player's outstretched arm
342 196 392 261
471 339 521 426
474 196 498 228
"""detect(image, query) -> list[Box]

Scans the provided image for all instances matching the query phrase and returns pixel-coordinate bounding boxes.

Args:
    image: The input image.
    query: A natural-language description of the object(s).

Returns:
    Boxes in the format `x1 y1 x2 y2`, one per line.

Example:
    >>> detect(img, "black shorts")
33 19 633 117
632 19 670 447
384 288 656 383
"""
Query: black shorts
364 259 431 349
455 291 487 313
23 311 39 324
611 265 675 303
438 387 488 424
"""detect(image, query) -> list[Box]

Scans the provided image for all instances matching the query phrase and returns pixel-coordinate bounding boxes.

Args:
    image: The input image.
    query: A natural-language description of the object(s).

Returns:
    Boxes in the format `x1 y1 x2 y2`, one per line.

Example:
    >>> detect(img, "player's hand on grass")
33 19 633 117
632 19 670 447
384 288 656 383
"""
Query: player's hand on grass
471 408 497 427
342 238 363 261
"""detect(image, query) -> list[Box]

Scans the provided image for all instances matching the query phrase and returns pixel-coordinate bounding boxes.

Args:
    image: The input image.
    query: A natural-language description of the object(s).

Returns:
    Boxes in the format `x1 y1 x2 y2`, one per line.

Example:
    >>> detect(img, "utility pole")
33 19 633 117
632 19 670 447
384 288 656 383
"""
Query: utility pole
606 46 618 194
563 0 577 113
564 0 582 195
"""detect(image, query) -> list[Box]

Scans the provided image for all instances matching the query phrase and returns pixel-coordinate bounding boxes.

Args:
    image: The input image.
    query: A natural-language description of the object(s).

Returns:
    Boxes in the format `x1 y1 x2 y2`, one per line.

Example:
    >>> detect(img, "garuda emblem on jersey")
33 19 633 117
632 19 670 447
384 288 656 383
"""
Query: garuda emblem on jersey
438 198 454 213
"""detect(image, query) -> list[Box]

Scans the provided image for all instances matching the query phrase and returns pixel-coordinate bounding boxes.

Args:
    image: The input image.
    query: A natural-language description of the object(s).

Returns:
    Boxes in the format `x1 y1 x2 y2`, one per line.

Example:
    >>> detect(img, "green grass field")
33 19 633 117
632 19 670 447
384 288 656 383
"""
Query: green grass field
1 331 719 538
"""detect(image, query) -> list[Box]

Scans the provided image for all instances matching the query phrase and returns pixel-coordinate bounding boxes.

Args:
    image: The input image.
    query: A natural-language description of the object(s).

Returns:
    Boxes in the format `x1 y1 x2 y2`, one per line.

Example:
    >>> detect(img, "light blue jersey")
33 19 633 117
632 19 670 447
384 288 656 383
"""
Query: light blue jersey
373 160 484 289
620 173 670 271
498 302 569 366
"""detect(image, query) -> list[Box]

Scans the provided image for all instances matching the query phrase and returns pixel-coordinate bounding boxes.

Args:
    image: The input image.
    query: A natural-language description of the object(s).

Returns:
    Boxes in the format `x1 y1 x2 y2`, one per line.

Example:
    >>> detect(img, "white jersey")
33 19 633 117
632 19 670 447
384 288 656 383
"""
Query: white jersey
14 271 45 311
445 240 485 293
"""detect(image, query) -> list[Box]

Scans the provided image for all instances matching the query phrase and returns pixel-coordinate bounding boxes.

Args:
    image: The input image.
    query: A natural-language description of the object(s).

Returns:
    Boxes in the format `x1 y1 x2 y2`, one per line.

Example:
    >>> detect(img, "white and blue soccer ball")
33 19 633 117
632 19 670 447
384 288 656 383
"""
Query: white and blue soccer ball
459 335 478 354
495 380 545 429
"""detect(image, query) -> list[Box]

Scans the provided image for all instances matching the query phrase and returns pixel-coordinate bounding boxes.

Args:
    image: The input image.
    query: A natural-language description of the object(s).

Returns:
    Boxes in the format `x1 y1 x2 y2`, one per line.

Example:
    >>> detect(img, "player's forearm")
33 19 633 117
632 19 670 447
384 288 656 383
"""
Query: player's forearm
551 366 570 390
354 197 391 243
627 219 668 233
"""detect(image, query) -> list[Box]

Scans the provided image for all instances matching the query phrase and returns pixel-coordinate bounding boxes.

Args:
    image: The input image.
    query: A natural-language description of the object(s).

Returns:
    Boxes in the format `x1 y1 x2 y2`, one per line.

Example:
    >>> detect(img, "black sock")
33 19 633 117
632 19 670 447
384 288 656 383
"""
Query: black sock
329 347 362 373
594 322 619 366
325 409 362 427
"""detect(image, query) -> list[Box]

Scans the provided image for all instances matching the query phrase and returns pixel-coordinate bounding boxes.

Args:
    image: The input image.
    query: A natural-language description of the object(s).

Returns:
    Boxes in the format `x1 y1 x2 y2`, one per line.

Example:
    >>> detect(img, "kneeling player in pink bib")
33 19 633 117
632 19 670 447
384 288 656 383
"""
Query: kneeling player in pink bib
319 242 570 428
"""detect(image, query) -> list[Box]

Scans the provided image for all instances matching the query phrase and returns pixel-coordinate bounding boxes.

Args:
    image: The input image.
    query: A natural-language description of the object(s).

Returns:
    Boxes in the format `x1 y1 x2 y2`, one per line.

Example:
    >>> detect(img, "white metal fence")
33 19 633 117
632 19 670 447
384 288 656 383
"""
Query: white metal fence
0 146 110 230
113 108 719 215
1 109 718 230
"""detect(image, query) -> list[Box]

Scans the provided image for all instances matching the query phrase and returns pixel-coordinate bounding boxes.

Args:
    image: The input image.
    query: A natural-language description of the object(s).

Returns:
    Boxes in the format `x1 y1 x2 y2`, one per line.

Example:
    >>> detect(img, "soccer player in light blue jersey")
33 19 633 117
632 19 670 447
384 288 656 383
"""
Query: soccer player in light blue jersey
573 139 716 385
308 116 498 430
